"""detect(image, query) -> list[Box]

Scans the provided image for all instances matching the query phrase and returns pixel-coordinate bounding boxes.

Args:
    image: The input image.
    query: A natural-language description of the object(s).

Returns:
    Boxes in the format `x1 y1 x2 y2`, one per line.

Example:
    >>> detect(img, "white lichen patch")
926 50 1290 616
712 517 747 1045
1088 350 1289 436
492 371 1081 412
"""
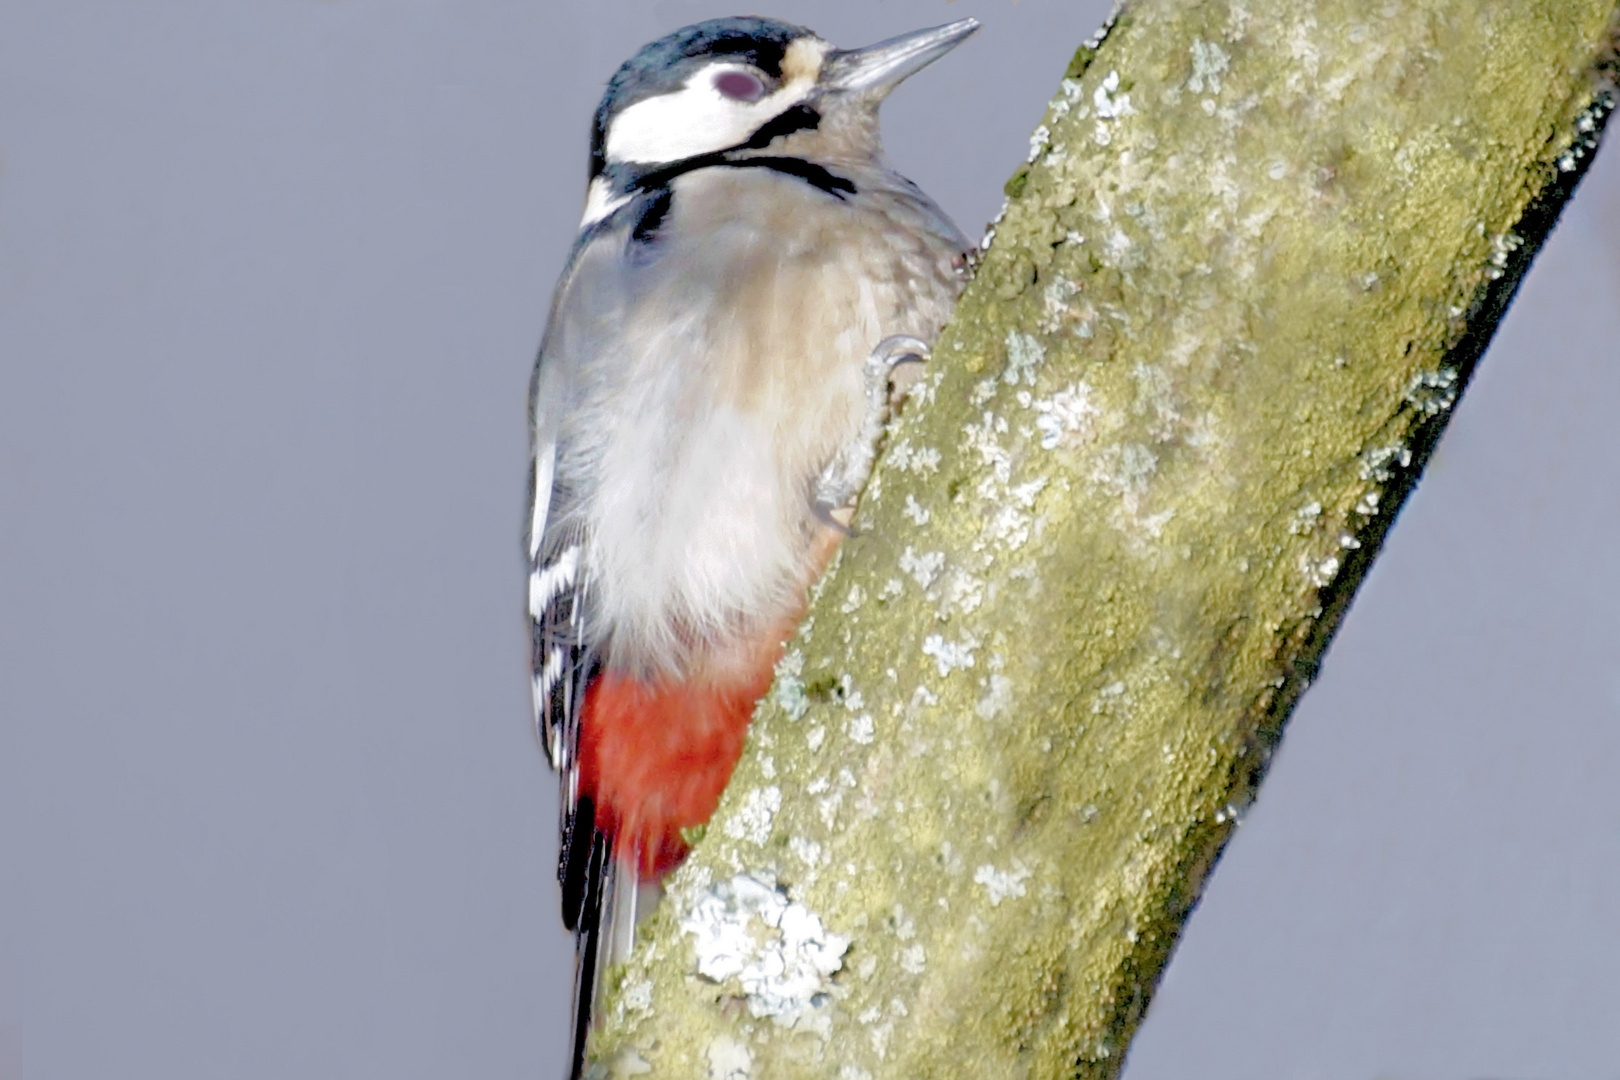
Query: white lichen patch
1405 367 1459 415
901 494 931 526
1105 226 1133 260
1091 679 1131 716
898 943 927 975
986 502 1033 552
1286 14 1322 81
921 631 979 676
1300 551 1341 589
1004 329 1047 386
1045 76 1088 130
1027 123 1052 163
905 367 944 409
1039 277 1081 333
1360 443 1411 482
976 672 1014 720
887 438 941 475
1090 441 1161 527
790 835 825 870
1010 476 1049 509
1187 38 1229 95
722 786 782 846
706 1036 752 1080
1289 500 1323 534
943 567 985 615
816 772 852 829
839 584 866 614
1558 90 1615 172
1483 229 1522 278
1032 383 1100 449
621 977 654 1015
898 547 945 590
978 219 999 254
771 650 809 721
846 713 875 745
680 873 850 1025
963 412 1013 495
973 473 1048 554
1093 69 1134 120
973 860 1031 906
909 684 939 710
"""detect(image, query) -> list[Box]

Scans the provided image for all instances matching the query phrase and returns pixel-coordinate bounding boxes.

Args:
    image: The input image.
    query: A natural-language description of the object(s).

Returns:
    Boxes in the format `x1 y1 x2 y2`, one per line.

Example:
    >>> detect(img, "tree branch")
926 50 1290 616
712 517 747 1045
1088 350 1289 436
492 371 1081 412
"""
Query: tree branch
586 2 1620 1077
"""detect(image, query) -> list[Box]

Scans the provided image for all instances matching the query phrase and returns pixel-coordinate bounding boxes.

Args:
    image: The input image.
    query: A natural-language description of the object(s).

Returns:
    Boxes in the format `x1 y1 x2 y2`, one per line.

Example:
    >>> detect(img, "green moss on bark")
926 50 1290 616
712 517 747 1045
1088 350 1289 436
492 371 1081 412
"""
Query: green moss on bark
586 2 1619 1077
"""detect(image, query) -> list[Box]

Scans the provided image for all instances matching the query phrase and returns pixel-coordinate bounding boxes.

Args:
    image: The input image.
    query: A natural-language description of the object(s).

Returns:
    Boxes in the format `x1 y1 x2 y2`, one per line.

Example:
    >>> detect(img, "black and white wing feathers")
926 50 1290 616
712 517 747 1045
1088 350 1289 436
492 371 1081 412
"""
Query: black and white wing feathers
527 368 602 920
529 220 649 1080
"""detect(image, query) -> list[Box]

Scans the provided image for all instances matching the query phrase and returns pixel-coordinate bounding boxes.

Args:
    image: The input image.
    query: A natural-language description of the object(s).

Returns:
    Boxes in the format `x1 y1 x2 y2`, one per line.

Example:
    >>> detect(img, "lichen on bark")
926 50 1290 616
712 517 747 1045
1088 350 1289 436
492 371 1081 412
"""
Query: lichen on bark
584 2 1619 1077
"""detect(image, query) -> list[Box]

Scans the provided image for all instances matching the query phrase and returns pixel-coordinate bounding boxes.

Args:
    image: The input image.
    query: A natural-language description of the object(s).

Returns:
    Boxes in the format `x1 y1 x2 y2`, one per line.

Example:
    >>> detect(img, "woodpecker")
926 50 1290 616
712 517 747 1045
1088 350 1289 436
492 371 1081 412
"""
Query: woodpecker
525 17 976 1075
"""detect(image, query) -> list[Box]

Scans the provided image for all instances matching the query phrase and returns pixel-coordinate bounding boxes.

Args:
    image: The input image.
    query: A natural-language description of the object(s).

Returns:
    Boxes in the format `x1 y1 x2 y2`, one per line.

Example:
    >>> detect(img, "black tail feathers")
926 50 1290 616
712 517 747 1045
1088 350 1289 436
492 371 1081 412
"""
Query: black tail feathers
567 828 610 1080
560 795 597 933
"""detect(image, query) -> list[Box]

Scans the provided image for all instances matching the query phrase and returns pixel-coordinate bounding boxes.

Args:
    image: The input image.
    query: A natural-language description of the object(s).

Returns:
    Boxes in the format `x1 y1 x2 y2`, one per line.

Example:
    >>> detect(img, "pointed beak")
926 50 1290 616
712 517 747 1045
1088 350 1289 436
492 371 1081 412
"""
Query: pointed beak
822 18 980 96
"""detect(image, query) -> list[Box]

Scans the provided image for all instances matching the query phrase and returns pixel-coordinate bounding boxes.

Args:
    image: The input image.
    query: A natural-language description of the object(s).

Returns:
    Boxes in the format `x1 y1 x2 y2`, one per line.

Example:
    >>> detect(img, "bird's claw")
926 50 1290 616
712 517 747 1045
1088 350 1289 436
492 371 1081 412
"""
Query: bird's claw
866 334 931 408
812 335 932 527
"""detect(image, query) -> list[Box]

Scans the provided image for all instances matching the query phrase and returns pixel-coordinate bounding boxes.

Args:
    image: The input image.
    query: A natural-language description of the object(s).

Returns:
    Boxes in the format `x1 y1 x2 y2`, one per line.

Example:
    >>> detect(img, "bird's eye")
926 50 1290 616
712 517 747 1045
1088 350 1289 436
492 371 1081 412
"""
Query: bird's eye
714 71 765 102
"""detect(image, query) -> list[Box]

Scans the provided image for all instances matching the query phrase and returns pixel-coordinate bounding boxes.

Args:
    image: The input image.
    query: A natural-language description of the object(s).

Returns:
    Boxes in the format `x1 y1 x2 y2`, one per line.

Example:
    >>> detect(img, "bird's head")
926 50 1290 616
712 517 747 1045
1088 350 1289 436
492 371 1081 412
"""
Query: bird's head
581 16 979 224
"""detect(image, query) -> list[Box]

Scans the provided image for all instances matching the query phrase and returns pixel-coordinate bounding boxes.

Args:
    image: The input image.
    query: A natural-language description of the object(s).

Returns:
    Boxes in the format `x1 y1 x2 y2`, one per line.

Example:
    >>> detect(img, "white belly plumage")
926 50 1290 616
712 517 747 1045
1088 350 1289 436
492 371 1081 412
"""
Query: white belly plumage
585 396 835 676
552 164 964 679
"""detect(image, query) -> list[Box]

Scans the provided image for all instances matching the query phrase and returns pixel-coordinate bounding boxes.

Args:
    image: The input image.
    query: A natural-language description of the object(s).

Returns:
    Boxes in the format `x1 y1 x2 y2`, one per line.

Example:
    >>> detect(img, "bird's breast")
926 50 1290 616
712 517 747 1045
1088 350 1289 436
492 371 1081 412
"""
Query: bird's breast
581 164 966 675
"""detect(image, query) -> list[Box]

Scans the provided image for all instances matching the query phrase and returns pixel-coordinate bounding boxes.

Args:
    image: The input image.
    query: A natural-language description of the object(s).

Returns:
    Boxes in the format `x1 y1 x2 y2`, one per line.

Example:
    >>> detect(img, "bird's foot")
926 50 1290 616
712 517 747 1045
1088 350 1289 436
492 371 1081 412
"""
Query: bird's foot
812 335 931 529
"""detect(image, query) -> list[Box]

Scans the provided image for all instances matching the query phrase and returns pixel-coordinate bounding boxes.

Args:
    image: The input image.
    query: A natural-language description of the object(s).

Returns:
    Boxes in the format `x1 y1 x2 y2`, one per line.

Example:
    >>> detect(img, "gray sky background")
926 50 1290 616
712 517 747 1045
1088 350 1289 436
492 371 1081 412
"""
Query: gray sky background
2 2 1617 1078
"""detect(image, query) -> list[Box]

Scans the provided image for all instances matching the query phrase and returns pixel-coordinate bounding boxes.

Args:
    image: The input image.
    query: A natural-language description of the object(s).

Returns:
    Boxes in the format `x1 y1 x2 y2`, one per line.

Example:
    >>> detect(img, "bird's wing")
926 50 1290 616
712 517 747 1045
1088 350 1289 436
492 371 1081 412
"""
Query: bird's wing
529 325 619 1080
527 315 603 922
527 216 649 1080
527 436 591 783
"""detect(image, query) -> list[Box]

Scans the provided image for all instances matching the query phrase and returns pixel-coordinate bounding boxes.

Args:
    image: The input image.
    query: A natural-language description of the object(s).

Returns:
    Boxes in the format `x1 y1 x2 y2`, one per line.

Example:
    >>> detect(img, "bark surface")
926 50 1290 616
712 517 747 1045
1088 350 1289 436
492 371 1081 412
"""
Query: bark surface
586 2 1619 1077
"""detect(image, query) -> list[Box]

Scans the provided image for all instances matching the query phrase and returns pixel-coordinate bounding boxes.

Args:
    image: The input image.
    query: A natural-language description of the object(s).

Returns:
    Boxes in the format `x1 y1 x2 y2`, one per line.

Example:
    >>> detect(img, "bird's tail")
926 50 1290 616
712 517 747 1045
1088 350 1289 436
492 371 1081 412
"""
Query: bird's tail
562 800 640 1080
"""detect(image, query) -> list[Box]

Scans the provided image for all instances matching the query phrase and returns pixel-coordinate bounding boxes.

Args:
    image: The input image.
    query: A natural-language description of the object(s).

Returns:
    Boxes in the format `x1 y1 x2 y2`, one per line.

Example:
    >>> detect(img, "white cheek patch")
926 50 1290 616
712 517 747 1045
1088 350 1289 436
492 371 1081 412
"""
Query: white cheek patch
604 64 813 167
